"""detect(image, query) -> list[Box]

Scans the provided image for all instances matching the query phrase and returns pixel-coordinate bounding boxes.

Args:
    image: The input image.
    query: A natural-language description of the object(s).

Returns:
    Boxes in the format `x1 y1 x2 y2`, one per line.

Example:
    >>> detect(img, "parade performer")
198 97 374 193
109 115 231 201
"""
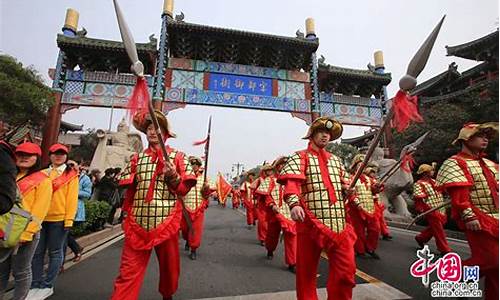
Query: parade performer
413 163 451 254
0 143 52 300
436 122 498 300
240 171 256 228
252 164 274 246
30 143 78 299
349 154 382 259
265 157 296 273
111 110 197 300
231 187 240 209
181 156 212 260
365 167 392 240
278 117 356 300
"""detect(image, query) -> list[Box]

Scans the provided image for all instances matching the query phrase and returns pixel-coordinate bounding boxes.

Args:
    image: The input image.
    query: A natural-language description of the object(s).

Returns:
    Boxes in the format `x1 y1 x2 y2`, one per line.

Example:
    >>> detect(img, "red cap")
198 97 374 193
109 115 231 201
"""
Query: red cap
15 142 42 156
49 143 69 154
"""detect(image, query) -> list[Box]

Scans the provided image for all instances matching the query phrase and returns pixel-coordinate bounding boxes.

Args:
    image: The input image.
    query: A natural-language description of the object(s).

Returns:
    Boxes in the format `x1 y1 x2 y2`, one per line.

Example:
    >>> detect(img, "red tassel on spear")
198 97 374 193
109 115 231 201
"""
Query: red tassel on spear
347 16 445 193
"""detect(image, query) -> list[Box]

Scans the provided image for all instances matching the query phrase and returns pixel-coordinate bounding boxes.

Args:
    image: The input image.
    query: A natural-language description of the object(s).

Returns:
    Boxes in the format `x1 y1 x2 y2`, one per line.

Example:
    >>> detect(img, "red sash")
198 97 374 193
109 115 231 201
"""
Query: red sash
52 169 78 192
17 171 49 196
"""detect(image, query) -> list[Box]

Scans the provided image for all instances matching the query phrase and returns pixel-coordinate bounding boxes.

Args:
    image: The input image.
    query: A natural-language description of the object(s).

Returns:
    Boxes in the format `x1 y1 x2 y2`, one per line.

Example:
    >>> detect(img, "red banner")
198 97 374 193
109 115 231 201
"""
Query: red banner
216 173 232 204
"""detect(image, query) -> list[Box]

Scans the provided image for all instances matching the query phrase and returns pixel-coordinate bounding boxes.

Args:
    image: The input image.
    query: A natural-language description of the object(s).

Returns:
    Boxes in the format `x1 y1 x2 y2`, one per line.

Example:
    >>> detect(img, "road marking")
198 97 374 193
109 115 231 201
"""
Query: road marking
320 251 380 284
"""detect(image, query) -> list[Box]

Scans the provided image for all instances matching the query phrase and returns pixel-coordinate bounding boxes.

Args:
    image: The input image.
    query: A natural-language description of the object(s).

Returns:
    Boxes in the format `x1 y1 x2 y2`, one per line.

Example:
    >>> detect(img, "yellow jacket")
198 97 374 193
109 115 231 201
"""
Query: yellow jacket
17 171 53 241
44 166 79 227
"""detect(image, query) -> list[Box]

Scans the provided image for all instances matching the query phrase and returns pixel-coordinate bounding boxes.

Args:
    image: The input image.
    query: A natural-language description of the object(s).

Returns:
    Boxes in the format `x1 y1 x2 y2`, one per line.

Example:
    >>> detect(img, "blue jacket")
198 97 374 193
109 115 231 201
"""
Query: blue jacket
75 173 92 222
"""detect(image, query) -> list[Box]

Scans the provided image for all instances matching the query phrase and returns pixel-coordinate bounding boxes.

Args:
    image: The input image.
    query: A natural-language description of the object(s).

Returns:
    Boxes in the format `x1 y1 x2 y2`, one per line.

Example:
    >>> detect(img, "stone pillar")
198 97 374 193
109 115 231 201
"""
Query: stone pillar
306 18 320 122
374 50 394 158
41 8 78 164
153 0 173 111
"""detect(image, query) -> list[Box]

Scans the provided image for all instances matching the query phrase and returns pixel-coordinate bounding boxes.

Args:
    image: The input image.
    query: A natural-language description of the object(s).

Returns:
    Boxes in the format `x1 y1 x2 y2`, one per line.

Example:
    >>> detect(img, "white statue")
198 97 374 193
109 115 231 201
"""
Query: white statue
90 118 143 172
371 147 413 221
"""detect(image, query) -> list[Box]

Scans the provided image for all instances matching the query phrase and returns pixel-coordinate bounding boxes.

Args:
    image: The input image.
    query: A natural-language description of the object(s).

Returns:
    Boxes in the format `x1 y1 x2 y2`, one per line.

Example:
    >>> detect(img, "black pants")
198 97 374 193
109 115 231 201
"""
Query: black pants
64 222 82 258
108 206 117 224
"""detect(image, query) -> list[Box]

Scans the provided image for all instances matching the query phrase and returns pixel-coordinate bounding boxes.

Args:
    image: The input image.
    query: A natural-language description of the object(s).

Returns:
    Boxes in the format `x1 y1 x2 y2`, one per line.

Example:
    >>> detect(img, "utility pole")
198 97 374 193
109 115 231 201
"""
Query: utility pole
232 162 245 178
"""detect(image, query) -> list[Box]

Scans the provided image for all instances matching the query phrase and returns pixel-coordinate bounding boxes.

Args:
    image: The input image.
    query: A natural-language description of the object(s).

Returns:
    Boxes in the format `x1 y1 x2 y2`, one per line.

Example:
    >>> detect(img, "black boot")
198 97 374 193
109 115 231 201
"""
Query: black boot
415 237 424 249
267 251 273 260
260 240 265 246
382 235 393 241
288 264 296 273
367 251 380 260
189 250 197 260
184 242 190 251
163 297 172 300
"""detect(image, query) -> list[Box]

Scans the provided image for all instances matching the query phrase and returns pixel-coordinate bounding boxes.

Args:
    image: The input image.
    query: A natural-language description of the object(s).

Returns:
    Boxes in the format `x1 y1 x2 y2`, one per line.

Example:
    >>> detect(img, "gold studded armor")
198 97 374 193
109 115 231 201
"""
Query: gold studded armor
437 155 498 220
240 181 253 204
184 174 210 212
280 151 349 233
269 181 292 220
352 176 375 215
120 149 195 231
413 179 446 214
255 176 272 195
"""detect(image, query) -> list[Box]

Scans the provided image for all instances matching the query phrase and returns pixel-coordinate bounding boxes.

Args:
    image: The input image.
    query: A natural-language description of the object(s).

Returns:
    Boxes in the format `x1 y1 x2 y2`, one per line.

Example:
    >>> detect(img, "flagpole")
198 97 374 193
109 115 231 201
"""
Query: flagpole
203 116 212 184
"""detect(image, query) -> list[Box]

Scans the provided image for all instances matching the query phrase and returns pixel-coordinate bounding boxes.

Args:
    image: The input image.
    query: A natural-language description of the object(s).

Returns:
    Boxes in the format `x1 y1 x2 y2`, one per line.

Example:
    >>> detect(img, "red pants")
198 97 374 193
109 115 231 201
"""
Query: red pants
181 212 205 251
232 199 240 209
111 235 179 299
465 230 498 300
245 204 256 225
296 222 356 300
415 213 451 253
265 219 296 266
350 209 380 254
256 201 268 242
379 214 390 237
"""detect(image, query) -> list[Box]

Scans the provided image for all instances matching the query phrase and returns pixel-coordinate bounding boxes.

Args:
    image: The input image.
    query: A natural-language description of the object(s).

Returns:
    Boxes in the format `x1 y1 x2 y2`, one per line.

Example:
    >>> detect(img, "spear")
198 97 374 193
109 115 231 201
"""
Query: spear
347 16 445 191
406 200 451 229
203 116 212 185
112 0 193 232
378 131 430 184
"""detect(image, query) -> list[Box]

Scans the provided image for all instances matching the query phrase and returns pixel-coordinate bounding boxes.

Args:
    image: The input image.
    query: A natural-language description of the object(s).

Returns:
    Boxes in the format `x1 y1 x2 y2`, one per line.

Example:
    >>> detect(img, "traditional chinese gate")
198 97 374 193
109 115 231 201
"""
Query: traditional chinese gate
42 1 391 159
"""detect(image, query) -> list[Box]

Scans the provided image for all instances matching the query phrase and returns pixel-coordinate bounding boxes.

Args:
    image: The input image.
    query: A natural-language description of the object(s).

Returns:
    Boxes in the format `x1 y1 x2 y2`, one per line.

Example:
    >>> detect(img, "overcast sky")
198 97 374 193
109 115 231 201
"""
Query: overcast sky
1 0 498 178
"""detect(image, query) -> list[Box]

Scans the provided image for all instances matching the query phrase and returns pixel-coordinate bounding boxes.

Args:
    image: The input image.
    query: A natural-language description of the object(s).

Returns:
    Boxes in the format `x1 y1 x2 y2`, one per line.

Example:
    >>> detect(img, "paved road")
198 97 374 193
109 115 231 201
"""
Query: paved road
47 202 475 300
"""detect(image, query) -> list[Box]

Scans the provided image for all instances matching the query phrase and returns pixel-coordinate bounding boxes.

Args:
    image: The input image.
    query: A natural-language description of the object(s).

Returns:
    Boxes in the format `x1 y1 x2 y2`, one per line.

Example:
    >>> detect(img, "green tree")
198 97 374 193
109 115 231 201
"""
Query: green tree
0 55 53 126
326 142 359 167
69 129 99 164
394 85 499 165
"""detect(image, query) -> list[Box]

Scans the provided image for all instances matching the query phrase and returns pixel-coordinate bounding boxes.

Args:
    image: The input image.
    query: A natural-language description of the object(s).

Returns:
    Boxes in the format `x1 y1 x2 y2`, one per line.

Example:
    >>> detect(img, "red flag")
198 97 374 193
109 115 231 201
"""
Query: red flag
401 152 416 173
216 172 232 204
193 138 208 146
391 90 423 133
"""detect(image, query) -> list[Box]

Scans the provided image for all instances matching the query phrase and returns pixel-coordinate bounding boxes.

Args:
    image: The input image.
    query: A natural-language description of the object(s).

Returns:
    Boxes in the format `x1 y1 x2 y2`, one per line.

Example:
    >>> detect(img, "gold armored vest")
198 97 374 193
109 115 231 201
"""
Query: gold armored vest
414 179 446 214
437 156 498 220
123 150 194 231
281 151 348 233
184 175 205 212
354 176 375 214
256 176 272 194
270 181 292 220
